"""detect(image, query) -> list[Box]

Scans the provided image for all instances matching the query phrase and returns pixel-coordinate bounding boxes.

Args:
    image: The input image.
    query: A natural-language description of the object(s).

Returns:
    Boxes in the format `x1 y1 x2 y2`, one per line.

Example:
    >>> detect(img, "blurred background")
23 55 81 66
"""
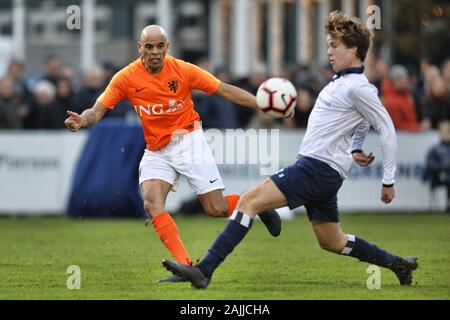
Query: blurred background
0 0 449 217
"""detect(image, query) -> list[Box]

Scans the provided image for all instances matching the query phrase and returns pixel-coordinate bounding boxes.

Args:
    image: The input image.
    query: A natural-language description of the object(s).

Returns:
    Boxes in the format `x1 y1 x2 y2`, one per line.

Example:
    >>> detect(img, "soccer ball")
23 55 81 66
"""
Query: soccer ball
256 77 297 118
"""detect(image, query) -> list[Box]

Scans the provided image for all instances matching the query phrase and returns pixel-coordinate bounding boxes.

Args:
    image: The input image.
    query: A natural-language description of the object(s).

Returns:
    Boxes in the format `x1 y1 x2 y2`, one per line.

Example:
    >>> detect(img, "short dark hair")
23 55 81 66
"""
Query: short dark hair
325 10 372 61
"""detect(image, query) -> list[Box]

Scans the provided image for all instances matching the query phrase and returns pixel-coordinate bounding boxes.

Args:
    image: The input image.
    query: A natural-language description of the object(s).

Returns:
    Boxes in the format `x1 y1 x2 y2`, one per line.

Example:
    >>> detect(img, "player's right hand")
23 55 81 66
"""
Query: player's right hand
64 110 83 132
381 186 395 204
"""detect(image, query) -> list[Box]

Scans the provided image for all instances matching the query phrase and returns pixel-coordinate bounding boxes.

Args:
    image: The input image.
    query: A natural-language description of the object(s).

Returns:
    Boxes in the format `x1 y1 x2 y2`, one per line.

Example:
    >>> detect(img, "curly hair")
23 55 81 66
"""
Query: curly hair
325 10 372 61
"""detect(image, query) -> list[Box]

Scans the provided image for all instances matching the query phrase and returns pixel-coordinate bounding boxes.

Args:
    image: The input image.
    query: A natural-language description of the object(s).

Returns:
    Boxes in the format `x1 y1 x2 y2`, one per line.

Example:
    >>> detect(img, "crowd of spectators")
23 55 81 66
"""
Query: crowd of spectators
0 54 449 131
0 55 130 129
368 58 450 132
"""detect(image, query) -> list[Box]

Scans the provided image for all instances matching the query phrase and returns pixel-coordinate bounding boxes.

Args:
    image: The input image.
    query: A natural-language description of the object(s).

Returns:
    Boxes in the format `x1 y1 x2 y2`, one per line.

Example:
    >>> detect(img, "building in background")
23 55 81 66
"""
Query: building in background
0 0 448 78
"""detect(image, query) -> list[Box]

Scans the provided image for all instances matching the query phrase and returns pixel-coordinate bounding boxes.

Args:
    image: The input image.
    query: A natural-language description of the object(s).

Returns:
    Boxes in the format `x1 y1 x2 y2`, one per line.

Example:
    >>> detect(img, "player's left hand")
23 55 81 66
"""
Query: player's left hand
352 151 374 167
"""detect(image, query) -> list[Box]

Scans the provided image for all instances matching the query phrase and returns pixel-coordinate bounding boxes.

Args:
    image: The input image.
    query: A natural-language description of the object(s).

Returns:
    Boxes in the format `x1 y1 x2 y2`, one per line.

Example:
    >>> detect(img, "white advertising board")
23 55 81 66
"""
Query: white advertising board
166 129 445 213
0 131 87 214
0 129 444 215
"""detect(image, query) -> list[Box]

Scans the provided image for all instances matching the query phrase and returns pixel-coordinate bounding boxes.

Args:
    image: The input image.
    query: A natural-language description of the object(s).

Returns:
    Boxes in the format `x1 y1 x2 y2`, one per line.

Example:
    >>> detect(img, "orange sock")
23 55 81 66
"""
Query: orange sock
151 212 192 265
224 194 240 217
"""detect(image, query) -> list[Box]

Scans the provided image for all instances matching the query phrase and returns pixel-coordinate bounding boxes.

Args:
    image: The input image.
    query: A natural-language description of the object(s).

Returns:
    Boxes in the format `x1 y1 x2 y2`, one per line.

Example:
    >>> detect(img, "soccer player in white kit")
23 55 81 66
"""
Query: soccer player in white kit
162 11 418 289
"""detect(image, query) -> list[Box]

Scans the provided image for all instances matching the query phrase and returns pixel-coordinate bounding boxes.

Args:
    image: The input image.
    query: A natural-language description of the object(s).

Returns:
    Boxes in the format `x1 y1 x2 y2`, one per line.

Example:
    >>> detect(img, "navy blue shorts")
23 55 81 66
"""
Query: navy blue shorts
270 156 343 223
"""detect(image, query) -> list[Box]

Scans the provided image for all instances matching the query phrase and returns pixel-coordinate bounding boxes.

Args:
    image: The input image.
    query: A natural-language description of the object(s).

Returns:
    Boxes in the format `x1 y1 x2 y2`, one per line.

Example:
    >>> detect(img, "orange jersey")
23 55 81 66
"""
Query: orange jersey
97 55 221 151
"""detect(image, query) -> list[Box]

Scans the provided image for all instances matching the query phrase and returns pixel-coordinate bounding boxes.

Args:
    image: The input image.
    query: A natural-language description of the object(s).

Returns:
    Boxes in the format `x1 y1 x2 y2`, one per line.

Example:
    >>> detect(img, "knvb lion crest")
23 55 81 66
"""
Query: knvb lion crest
168 79 179 93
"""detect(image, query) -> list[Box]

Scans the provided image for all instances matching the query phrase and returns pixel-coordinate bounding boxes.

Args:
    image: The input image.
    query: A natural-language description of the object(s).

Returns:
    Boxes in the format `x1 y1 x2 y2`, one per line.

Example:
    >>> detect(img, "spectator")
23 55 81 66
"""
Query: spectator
291 64 321 92
0 77 22 129
196 66 239 129
232 76 257 128
5 60 31 126
441 58 450 92
422 64 441 95
74 65 106 114
234 65 268 128
60 65 76 81
283 85 316 129
382 65 421 131
102 61 119 85
6 60 32 106
370 59 390 95
320 62 335 87
60 64 81 91
421 76 450 130
408 67 425 122
423 121 450 212
27 80 65 129
41 55 62 86
56 77 76 113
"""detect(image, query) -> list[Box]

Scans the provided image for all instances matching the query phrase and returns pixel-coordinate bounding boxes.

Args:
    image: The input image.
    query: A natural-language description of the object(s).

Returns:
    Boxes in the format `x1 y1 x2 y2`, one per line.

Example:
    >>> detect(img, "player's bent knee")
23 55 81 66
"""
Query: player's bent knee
239 179 276 212
204 202 227 218
238 190 261 215
143 200 165 218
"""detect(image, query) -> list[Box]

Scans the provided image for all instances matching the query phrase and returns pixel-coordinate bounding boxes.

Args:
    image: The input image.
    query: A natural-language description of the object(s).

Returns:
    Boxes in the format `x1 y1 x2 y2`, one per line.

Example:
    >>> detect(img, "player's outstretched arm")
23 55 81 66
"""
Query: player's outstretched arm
64 101 109 132
215 82 258 110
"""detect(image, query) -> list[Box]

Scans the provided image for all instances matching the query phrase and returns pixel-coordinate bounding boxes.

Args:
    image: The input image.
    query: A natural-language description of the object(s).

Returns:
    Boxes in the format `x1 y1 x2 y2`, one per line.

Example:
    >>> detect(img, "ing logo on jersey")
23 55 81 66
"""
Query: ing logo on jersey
133 100 185 116
168 79 179 93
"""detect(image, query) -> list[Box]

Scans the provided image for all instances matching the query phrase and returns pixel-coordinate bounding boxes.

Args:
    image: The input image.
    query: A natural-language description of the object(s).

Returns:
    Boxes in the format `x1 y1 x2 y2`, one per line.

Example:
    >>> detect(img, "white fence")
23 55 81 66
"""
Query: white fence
0 129 445 215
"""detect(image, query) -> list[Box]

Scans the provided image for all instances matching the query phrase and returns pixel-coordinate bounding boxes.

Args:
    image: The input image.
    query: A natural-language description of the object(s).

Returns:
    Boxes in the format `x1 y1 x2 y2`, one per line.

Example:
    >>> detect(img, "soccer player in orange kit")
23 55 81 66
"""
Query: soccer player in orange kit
64 25 281 282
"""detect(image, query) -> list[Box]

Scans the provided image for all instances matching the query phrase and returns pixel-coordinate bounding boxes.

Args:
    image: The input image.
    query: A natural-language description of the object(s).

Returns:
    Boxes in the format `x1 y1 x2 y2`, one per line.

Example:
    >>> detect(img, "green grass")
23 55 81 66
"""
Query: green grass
0 213 449 300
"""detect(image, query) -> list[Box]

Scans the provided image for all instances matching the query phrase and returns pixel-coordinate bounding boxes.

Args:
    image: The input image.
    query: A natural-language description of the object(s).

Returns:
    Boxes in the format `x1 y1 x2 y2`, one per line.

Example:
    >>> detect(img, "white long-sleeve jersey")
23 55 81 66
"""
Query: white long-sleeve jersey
299 73 397 185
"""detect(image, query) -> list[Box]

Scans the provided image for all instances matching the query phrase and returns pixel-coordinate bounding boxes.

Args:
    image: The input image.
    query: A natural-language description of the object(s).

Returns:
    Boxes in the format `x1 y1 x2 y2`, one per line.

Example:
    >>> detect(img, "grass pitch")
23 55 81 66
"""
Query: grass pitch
0 213 449 300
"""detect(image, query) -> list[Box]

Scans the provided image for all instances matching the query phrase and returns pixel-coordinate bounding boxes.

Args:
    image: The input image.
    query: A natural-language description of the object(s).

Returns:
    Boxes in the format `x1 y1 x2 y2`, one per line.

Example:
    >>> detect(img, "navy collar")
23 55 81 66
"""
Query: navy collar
332 65 365 81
